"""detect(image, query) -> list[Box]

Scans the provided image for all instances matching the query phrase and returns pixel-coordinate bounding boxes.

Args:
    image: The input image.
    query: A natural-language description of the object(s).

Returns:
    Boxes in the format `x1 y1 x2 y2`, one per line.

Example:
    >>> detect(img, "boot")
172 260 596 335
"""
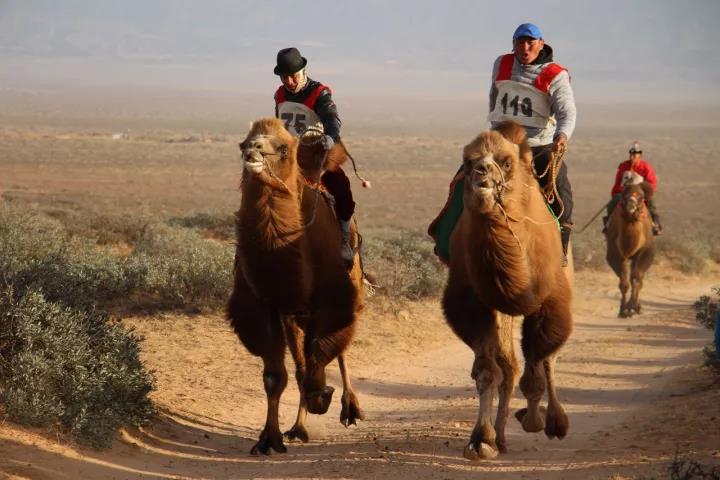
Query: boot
560 225 571 268
651 213 663 236
601 216 608 234
339 219 355 270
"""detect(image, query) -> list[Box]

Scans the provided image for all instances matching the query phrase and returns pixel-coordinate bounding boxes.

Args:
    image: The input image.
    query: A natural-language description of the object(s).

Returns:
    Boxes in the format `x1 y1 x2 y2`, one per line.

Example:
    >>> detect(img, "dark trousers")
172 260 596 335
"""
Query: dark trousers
321 168 355 222
531 146 574 226
531 146 574 252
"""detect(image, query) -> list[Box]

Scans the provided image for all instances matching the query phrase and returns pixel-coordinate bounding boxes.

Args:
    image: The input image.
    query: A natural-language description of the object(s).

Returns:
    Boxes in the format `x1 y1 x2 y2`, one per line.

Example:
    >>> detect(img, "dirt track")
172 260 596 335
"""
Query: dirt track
1 267 719 480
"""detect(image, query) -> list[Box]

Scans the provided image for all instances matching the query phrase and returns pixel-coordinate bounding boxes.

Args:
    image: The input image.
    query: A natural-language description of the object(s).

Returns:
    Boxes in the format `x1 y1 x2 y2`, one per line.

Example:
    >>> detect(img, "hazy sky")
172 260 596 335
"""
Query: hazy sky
1 0 719 105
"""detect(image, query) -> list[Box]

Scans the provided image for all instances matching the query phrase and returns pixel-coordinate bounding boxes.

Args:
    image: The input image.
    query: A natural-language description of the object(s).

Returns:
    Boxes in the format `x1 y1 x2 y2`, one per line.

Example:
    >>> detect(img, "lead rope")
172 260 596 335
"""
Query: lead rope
533 144 567 220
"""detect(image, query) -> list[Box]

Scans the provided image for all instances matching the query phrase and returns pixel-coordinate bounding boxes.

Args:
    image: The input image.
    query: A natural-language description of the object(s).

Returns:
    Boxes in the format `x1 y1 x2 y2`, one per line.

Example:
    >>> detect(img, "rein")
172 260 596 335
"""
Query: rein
532 143 567 219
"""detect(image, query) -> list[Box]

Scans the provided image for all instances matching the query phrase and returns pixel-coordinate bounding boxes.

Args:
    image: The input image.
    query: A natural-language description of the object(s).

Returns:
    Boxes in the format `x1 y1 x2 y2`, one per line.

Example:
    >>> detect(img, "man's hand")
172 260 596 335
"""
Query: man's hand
321 135 335 151
553 133 567 152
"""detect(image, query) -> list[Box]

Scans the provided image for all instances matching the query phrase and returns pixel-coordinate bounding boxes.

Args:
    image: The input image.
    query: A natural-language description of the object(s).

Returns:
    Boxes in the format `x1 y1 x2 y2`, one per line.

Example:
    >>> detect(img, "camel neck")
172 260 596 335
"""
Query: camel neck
240 179 304 250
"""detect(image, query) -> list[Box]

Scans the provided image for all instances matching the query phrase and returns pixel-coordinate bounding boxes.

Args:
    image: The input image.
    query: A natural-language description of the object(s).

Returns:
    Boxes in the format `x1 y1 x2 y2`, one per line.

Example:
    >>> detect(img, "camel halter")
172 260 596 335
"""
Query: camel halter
242 135 322 234
474 154 559 251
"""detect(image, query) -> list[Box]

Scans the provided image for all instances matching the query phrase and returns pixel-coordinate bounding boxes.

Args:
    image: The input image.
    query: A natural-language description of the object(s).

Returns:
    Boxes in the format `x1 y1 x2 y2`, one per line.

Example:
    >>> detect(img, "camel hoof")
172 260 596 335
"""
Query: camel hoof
306 386 335 415
463 441 498 461
544 410 569 440
284 425 310 443
517 406 546 433
618 309 633 318
250 430 287 455
340 393 365 427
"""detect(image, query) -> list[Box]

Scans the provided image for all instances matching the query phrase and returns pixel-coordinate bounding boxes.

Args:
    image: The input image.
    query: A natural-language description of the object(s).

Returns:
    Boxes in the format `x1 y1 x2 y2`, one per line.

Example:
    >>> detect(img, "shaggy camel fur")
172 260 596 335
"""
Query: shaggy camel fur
228 118 364 455
442 121 573 460
605 182 655 317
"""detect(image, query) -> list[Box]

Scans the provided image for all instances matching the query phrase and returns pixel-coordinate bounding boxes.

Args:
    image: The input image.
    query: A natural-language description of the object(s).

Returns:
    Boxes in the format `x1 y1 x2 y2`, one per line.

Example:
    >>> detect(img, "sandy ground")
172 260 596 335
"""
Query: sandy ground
1 265 719 480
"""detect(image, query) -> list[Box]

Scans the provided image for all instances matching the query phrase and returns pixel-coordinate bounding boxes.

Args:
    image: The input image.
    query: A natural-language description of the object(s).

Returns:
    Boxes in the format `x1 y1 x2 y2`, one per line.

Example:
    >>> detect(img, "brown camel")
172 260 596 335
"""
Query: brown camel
441 121 573 460
228 118 364 455
605 182 655 317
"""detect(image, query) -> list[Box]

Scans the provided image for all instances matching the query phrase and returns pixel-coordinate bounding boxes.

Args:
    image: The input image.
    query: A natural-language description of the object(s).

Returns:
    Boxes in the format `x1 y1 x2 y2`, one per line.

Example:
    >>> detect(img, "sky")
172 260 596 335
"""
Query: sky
1 0 719 106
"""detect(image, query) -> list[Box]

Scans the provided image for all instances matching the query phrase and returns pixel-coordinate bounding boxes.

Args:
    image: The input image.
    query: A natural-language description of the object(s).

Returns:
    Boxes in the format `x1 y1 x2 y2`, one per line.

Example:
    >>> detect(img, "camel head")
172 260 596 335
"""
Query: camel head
239 118 299 193
621 183 646 219
462 121 531 214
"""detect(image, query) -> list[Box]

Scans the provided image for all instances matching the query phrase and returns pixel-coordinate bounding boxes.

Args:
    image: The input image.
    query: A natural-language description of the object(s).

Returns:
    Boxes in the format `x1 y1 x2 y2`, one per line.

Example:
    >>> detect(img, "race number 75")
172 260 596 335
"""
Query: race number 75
280 113 307 132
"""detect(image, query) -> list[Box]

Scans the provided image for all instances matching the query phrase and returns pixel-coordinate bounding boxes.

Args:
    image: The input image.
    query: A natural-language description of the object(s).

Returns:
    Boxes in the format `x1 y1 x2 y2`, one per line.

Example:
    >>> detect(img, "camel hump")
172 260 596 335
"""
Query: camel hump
492 121 528 146
324 139 350 172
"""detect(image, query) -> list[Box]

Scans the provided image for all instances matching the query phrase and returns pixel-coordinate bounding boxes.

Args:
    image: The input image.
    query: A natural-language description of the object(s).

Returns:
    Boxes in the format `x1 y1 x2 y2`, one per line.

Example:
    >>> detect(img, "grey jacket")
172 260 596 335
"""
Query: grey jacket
489 45 576 147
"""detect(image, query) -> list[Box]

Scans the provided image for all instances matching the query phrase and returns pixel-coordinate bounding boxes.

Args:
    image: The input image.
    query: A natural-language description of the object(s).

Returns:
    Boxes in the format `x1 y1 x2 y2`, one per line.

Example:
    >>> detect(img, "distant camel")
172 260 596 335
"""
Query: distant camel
440 121 573 460
605 182 655 317
228 118 364 455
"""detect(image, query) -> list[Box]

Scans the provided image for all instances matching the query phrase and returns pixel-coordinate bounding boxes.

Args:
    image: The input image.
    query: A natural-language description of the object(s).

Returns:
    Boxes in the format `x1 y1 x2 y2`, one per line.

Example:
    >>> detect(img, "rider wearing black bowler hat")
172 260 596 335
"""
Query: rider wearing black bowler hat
273 47 355 268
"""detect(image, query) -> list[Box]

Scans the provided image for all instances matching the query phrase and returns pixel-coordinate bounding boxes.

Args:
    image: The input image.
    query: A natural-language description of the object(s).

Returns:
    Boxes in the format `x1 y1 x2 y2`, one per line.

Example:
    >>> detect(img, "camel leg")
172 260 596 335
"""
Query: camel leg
338 354 365 427
303 302 356 415
281 315 309 443
543 354 569 439
630 247 655 314
494 314 517 454
614 258 631 317
442 281 501 460
228 277 288 454
253 353 289 455
518 295 572 434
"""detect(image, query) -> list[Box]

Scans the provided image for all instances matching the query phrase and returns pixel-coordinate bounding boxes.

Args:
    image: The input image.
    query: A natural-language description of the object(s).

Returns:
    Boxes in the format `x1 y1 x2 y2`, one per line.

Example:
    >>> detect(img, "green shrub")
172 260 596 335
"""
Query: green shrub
656 236 710 274
0 289 155 448
133 224 234 308
363 231 445 299
0 206 146 311
168 211 235 241
692 287 718 330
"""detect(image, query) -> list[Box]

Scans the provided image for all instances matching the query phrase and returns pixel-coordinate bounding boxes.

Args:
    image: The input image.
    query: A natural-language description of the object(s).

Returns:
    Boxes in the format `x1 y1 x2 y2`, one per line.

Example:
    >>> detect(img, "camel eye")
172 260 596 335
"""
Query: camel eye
502 157 512 171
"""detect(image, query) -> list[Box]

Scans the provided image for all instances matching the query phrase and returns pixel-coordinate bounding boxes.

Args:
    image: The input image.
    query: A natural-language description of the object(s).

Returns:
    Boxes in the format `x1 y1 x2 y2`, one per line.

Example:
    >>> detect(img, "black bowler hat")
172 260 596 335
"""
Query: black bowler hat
273 47 307 76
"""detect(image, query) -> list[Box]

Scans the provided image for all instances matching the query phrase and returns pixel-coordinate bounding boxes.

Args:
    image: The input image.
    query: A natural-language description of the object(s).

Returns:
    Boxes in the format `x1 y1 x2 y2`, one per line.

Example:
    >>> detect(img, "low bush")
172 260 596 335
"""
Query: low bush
0 288 155 448
132 224 234 309
168 211 235 241
363 230 445 299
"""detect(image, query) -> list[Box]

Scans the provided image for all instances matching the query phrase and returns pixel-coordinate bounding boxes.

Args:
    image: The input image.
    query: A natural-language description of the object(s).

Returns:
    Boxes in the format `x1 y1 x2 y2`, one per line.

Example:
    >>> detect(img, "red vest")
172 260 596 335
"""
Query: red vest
495 53 568 93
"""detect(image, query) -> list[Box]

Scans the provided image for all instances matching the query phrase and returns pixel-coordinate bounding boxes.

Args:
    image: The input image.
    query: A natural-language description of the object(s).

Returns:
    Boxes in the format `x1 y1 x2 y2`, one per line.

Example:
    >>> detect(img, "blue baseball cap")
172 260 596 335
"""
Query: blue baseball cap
513 23 543 40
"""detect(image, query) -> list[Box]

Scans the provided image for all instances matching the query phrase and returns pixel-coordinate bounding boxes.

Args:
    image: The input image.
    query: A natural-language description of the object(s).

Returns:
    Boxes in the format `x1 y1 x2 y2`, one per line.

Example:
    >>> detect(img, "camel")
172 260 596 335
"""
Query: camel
605 182 655 317
228 118 364 455
441 121 573 460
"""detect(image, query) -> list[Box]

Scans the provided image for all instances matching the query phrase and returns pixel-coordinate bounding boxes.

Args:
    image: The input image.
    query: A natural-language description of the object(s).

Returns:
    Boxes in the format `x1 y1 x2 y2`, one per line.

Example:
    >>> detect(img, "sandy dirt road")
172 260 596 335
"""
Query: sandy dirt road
1 267 719 480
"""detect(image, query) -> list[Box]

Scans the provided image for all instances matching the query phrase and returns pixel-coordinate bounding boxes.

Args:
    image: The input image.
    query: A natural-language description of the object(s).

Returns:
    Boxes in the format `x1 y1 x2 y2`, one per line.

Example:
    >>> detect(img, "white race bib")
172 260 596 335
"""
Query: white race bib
277 102 323 137
488 80 555 129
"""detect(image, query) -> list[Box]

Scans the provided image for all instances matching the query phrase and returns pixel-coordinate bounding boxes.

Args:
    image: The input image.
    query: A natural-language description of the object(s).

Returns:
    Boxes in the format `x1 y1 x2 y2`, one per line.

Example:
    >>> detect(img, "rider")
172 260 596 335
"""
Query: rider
603 141 663 235
488 23 577 266
273 47 355 268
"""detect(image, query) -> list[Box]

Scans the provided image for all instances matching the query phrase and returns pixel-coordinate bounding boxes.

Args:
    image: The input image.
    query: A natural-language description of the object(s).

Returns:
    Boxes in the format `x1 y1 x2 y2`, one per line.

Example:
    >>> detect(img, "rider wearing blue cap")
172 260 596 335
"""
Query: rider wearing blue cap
489 23 577 265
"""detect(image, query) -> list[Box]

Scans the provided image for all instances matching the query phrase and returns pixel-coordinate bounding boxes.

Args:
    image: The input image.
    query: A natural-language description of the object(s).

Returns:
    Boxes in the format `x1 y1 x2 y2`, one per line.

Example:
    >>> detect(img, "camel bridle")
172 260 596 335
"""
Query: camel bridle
622 190 646 220
241 133 323 234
